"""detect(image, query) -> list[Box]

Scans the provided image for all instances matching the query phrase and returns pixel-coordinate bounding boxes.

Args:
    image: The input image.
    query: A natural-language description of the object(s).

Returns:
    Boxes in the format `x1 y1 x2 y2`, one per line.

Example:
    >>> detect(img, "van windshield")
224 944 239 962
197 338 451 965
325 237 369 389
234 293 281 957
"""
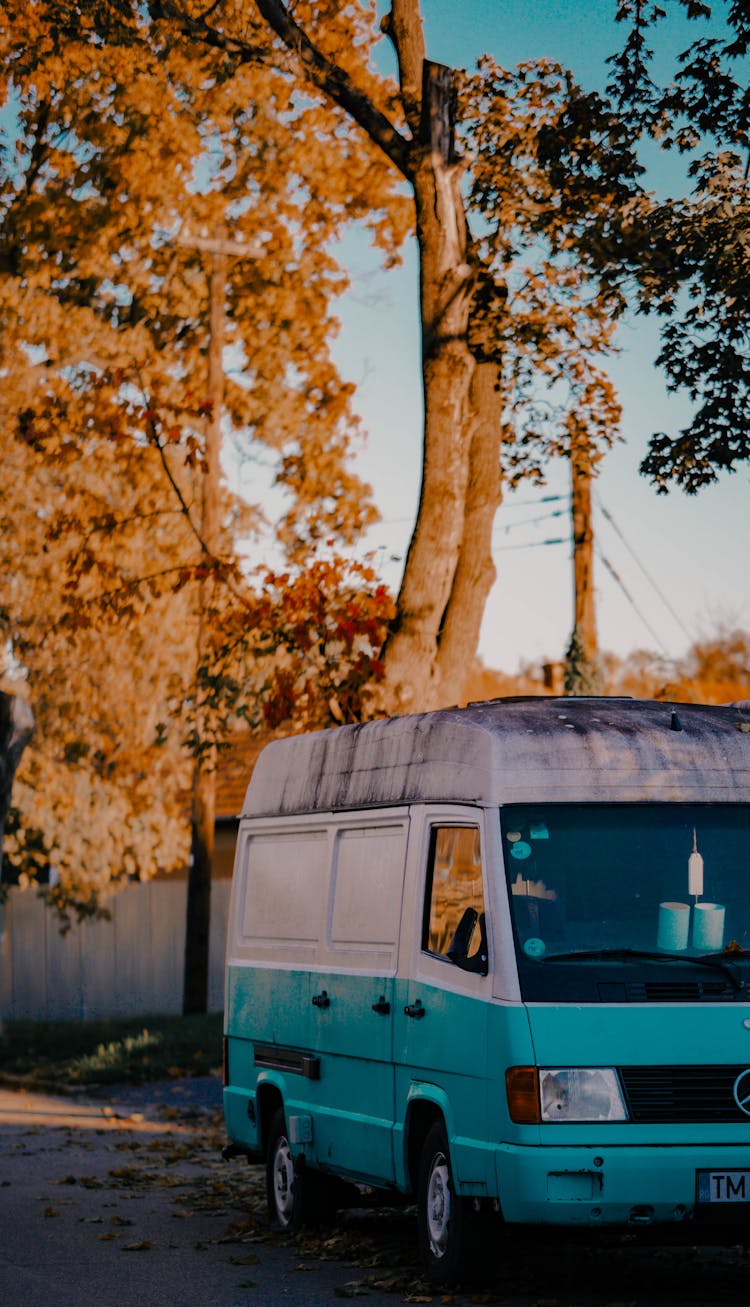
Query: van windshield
501 804 750 999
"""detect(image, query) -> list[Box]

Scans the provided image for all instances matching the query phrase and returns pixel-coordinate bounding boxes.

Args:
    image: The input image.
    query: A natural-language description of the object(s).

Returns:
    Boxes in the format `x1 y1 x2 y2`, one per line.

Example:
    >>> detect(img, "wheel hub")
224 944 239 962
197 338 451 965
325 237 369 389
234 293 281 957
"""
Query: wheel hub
273 1134 295 1225
426 1150 451 1257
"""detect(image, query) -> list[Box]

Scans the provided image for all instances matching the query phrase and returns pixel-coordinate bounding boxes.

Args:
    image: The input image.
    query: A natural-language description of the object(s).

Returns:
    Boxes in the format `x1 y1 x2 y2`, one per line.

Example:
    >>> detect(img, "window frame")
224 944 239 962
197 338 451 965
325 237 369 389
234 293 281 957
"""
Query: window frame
420 820 488 975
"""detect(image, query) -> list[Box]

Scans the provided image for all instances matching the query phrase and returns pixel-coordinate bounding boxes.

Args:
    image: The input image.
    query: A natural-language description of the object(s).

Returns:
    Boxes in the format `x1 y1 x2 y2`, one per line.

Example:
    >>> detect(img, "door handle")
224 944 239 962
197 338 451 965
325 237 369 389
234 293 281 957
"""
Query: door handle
404 1000 426 1019
371 996 391 1015
312 990 330 1008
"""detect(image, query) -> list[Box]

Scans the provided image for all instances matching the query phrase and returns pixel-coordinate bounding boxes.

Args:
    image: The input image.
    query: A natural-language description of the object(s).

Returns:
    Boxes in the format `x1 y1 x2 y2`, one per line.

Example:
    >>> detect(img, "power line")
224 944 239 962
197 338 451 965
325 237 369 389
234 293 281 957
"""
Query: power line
494 535 571 552
494 508 566 533
596 496 693 642
596 543 670 653
379 492 566 529
500 493 566 509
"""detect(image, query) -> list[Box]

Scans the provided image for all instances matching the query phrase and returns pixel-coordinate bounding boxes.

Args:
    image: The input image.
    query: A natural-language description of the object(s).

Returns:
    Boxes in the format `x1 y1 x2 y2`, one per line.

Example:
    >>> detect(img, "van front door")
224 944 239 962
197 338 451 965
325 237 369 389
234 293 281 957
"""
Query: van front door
394 812 493 1195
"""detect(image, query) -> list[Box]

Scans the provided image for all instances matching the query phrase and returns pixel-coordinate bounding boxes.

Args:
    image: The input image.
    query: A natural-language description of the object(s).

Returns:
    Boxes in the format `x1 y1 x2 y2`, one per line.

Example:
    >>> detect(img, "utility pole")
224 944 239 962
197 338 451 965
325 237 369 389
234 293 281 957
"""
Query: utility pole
564 432 600 695
570 435 597 663
179 225 261 1015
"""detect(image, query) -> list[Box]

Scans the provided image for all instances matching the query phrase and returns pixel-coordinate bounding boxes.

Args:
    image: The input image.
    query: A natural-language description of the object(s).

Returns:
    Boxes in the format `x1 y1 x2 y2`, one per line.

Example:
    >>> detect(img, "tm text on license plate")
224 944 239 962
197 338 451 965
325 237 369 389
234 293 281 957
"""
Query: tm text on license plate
697 1170 750 1203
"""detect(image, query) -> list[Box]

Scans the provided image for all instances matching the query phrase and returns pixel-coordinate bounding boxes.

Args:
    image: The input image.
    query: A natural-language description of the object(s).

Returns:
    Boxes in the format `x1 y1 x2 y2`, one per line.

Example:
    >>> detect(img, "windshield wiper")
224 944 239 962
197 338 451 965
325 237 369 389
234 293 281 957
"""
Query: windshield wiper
541 947 745 991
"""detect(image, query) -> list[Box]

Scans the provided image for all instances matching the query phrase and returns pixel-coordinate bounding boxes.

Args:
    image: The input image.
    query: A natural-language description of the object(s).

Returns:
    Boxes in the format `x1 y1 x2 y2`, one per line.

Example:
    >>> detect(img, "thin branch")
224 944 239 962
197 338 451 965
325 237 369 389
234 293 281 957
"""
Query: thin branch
132 365 207 557
148 0 274 66
253 0 412 177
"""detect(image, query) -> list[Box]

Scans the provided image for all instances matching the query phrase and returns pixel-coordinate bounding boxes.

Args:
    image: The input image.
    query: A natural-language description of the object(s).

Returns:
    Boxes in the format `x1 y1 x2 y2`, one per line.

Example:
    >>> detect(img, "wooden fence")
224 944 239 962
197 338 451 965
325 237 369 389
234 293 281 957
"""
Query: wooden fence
0 879 231 1021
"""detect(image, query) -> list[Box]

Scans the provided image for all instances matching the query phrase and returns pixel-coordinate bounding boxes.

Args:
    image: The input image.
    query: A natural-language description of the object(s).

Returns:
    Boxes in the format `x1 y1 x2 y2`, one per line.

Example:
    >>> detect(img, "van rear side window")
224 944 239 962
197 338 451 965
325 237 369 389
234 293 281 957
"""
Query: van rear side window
240 830 328 945
423 826 487 973
329 825 404 951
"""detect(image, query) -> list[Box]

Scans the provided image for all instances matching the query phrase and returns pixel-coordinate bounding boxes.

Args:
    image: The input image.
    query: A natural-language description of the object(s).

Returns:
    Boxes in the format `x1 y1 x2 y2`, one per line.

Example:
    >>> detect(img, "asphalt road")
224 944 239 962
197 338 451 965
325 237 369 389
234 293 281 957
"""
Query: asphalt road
2 1078 750 1306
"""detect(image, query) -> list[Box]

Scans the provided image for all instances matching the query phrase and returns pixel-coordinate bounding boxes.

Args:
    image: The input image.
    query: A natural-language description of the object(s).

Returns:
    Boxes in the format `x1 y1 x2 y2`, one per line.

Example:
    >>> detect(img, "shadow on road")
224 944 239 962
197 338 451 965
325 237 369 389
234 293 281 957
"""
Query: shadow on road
2 1077 749 1306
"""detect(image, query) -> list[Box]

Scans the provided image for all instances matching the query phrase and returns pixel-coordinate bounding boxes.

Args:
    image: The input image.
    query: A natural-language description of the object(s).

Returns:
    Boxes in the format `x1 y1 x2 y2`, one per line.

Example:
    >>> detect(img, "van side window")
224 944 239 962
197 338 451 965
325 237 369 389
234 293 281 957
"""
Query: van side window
422 826 488 975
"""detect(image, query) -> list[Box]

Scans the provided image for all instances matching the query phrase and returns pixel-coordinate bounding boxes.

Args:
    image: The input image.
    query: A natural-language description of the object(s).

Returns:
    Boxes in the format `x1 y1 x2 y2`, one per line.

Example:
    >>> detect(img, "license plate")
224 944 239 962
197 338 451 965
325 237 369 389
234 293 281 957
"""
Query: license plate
697 1170 750 1203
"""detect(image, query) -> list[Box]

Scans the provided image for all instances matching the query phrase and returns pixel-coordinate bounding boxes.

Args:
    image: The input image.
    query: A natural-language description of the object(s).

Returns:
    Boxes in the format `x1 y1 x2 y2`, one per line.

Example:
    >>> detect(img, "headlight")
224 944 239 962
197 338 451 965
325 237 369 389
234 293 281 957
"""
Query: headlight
540 1068 628 1122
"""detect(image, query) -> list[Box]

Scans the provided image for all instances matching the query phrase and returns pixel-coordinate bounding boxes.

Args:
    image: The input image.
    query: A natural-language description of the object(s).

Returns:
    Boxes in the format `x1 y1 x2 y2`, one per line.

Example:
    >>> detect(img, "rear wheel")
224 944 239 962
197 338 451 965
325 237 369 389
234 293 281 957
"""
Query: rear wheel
265 1107 339 1233
266 1107 304 1233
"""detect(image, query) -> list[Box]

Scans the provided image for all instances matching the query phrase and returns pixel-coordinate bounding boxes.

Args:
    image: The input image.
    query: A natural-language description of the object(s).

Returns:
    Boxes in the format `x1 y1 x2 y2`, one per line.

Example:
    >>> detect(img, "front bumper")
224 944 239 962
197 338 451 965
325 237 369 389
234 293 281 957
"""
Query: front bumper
497 1141 750 1227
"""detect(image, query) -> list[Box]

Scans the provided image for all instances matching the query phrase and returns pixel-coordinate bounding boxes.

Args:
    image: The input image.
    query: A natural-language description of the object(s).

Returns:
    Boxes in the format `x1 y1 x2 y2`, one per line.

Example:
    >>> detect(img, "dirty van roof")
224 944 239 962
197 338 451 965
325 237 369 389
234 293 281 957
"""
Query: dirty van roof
242 697 750 817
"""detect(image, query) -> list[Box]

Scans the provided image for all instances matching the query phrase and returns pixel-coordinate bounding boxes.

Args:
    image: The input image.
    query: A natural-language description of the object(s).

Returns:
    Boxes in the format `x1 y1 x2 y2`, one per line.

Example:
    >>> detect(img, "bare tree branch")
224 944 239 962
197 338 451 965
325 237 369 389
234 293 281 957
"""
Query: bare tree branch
148 0 274 66
253 0 412 177
387 0 426 136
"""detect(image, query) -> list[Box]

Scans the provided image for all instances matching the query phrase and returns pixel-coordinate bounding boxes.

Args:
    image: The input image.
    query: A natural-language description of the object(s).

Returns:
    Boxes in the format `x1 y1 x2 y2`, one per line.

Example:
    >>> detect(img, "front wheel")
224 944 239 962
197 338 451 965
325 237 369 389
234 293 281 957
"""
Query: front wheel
417 1121 464 1284
266 1107 304 1233
416 1120 491 1287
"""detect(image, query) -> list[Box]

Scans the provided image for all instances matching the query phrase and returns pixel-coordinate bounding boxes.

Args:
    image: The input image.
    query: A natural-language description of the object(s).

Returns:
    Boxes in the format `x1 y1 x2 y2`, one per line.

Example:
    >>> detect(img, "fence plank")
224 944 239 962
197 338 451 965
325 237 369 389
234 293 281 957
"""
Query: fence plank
0 879 229 1021
80 911 117 1019
6 889 49 1020
208 879 231 1012
113 887 148 1017
146 881 185 1015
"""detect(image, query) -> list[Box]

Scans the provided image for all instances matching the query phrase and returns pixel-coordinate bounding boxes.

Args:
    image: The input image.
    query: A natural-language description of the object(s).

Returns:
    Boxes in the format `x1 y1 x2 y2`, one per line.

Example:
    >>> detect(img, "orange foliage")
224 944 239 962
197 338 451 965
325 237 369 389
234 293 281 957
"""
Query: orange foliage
466 628 750 708
0 0 405 905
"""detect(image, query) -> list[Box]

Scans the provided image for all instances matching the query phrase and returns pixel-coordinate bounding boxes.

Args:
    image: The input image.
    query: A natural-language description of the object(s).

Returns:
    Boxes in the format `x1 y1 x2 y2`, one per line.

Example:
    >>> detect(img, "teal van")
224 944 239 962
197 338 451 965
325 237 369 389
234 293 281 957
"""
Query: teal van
222 697 750 1284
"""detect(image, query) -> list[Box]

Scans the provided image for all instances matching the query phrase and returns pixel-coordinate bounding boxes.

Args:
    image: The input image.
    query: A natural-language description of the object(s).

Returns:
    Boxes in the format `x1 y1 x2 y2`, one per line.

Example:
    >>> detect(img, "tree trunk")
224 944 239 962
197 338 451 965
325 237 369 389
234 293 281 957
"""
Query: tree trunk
251 0 504 717
0 694 34 879
183 237 224 1015
374 57 479 714
378 167 478 711
434 363 503 704
183 759 215 1013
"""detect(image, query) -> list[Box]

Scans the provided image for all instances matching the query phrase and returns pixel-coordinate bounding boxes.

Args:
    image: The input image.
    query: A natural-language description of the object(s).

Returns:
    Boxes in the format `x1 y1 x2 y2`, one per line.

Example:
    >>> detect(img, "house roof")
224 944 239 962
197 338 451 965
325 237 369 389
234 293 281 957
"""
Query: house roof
215 733 267 821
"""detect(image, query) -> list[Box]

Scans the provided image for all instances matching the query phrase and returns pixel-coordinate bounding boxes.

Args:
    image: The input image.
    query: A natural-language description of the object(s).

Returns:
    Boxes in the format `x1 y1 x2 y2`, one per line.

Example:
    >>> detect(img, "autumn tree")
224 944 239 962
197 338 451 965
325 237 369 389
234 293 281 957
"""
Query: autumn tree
603 623 750 703
150 0 641 714
471 623 750 705
591 0 750 491
0 368 203 911
0 0 399 990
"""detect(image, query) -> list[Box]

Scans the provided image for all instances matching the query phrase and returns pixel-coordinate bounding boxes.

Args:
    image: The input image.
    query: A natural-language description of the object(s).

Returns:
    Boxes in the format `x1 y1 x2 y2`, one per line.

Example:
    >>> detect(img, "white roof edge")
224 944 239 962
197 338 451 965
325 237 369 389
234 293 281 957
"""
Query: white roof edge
242 698 750 817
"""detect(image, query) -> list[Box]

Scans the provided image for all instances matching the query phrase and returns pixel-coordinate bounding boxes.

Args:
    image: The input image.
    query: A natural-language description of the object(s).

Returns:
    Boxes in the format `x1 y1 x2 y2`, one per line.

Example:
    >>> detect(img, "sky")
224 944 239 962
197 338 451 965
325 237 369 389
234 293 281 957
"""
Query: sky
330 0 750 675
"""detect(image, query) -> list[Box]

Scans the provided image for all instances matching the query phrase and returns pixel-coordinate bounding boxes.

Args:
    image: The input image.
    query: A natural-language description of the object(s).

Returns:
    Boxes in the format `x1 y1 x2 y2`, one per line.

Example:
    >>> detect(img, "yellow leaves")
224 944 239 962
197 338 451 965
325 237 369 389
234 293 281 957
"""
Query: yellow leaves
0 0 407 907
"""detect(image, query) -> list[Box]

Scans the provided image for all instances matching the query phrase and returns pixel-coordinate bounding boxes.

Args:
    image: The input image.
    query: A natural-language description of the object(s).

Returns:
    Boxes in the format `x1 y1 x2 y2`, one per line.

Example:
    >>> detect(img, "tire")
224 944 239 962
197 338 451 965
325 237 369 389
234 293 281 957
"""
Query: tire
416 1120 463 1284
266 1107 304 1234
416 1119 491 1287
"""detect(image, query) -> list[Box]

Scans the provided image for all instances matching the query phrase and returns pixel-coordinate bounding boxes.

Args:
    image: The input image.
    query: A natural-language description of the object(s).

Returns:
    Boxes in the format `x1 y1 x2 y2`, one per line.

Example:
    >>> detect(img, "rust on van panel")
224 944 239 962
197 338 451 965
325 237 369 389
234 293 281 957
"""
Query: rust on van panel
242 698 750 817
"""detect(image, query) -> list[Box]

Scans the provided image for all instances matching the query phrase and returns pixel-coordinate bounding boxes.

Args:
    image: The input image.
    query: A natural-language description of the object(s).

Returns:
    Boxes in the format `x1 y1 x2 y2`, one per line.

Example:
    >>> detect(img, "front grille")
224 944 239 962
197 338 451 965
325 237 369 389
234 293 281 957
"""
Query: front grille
619 1064 750 1123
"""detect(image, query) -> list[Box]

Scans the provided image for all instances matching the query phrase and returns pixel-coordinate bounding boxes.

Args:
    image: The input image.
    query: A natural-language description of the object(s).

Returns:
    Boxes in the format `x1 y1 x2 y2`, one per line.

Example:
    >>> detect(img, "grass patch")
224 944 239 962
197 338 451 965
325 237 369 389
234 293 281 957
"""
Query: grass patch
0 1013 223 1086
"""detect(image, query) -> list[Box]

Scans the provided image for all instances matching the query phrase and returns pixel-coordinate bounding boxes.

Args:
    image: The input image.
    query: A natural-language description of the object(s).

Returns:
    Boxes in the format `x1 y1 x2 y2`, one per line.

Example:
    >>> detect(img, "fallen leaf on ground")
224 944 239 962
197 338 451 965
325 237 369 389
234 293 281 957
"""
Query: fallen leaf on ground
121 1240 152 1252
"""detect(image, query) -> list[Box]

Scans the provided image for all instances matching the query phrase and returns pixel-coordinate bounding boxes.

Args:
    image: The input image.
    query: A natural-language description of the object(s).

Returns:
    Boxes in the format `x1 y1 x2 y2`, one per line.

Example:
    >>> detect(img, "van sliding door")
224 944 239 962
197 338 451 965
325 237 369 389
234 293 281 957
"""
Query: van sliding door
308 814 408 1187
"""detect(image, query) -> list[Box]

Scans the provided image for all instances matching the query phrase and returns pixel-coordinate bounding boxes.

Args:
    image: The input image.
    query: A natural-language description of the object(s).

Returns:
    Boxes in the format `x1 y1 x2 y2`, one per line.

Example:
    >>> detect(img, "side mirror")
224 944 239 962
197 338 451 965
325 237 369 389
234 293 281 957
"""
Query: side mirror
447 907 488 976
447 907 478 963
